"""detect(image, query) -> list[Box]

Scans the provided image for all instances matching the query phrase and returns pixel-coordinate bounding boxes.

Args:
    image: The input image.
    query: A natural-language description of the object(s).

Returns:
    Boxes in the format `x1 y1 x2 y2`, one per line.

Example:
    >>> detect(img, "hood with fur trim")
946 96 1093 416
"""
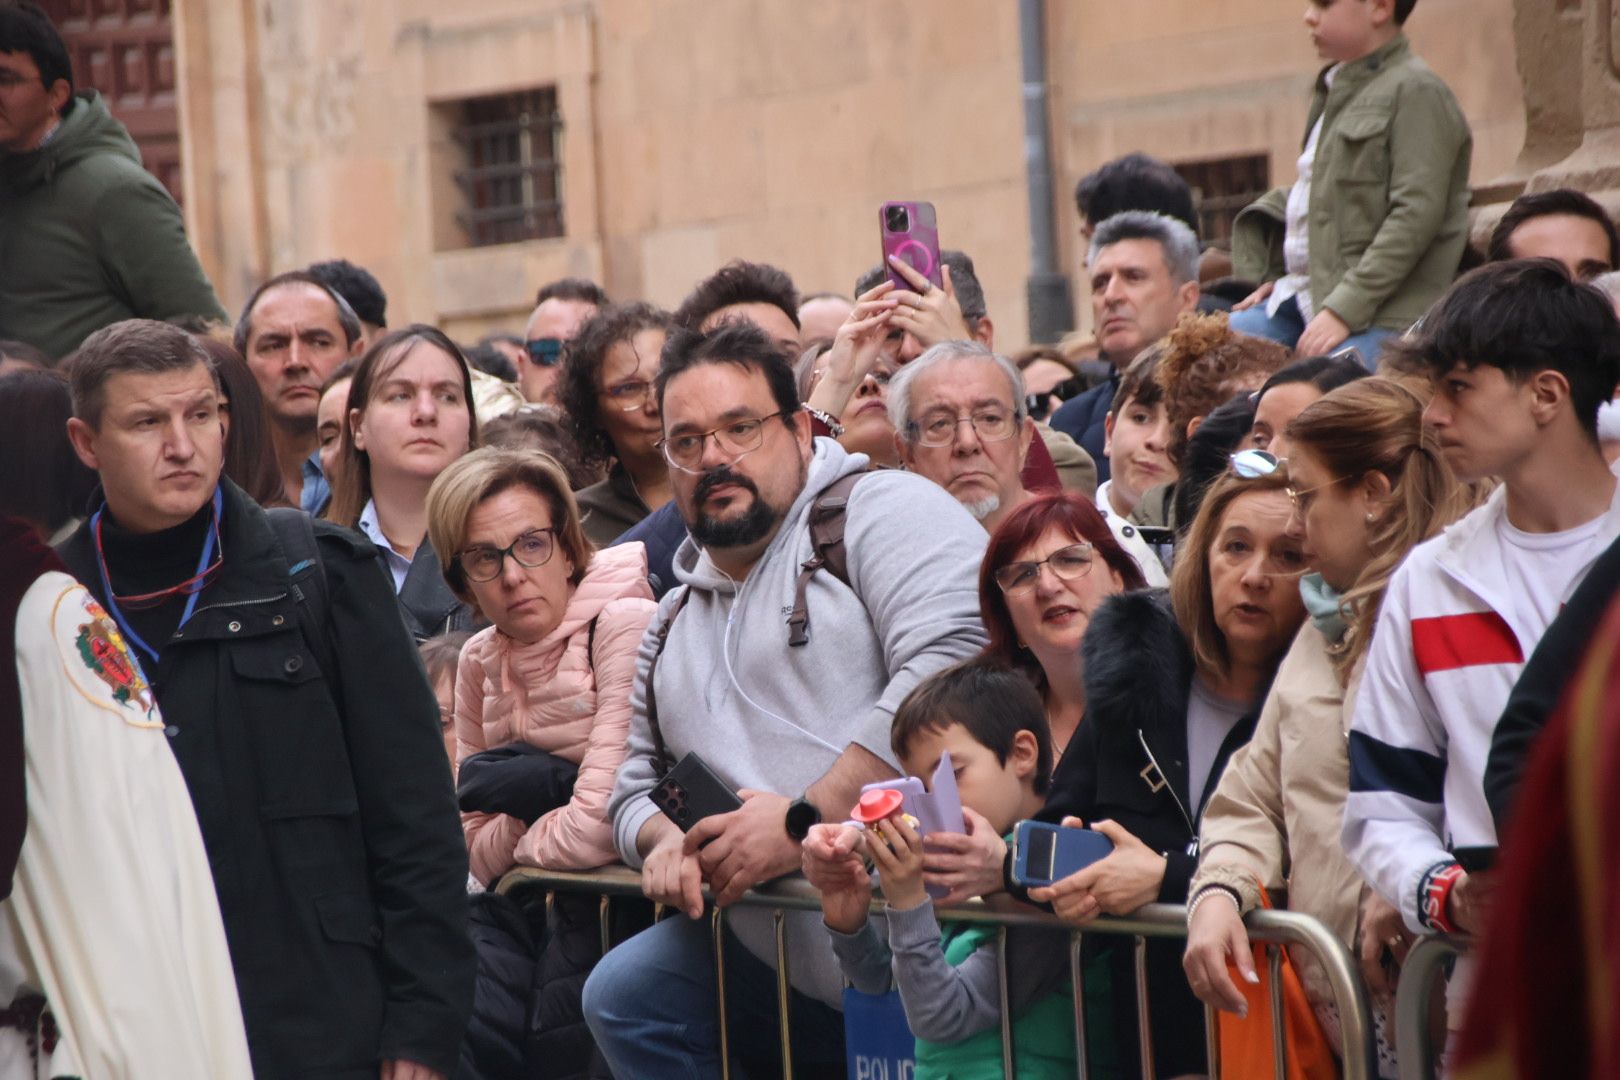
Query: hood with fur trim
1081 588 1195 742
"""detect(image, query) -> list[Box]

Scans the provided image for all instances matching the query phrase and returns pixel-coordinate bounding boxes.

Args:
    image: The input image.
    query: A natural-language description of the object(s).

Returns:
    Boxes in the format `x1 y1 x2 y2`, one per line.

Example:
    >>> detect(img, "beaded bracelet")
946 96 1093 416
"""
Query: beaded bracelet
1186 884 1243 928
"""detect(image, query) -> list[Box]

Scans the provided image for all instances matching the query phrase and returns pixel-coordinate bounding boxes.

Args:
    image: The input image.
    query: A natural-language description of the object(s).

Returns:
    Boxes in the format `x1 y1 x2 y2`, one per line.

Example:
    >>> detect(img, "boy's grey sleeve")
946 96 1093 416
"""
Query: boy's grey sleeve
826 919 897 997
885 901 1072 1044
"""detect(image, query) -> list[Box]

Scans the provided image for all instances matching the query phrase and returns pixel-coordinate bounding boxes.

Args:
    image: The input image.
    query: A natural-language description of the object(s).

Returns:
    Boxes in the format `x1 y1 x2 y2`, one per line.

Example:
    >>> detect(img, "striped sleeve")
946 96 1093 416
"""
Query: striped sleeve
1342 560 1456 935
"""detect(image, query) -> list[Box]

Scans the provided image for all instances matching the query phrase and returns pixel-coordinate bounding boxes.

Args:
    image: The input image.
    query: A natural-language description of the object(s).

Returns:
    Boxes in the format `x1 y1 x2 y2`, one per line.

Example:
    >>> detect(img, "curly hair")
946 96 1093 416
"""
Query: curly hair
557 302 674 470
1157 311 1291 468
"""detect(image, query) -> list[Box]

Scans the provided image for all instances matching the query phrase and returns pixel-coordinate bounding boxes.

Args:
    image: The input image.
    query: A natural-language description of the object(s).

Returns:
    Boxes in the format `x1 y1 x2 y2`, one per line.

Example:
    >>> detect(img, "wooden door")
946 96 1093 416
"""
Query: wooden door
36 0 183 206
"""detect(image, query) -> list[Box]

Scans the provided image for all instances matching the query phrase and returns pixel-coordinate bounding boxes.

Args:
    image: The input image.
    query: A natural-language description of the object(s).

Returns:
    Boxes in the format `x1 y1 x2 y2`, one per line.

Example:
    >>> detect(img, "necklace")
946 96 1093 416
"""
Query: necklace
90 486 224 664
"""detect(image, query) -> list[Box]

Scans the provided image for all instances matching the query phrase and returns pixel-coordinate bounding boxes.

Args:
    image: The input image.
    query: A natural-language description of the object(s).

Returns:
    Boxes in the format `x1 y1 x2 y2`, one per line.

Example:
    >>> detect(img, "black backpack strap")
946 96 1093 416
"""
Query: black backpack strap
787 472 865 647
265 508 340 695
643 588 691 779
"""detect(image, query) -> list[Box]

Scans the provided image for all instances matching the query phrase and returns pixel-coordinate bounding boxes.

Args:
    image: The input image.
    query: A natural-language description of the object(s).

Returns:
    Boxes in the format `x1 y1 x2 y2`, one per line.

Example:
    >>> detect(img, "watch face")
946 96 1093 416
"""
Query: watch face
786 799 820 839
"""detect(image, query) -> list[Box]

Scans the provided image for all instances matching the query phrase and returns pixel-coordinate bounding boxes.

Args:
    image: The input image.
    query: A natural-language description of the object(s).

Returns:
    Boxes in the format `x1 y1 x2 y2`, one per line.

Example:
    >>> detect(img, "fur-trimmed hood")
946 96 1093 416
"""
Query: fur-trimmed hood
1081 588 1195 741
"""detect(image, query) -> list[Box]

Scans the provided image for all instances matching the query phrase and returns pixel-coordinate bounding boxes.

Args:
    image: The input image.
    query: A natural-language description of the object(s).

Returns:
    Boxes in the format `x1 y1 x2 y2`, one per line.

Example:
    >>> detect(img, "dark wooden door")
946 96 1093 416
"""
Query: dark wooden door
36 0 182 206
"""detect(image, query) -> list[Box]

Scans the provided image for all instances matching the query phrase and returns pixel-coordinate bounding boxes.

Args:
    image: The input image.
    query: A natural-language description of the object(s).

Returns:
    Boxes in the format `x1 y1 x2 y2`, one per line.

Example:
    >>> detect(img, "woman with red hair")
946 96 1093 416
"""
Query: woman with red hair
921 491 1146 903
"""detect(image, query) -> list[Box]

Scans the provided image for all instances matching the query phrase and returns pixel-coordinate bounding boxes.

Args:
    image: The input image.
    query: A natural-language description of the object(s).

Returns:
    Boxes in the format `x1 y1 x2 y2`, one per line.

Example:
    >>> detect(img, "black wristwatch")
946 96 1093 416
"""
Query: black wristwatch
785 795 822 841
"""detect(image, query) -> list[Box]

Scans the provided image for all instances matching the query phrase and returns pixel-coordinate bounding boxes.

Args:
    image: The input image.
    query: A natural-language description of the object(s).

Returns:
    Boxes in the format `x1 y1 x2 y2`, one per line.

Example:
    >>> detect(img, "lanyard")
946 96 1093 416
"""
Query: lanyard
91 486 223 666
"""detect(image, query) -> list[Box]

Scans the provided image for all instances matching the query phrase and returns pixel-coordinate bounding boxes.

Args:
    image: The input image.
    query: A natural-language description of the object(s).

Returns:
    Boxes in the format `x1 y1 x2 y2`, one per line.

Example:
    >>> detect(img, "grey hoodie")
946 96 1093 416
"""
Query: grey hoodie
608 439 990 1004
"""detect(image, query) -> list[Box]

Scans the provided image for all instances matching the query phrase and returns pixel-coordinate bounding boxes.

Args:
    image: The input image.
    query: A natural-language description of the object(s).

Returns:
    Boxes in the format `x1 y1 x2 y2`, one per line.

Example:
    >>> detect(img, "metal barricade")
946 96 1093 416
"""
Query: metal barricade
499 865 1378 1080
1393 934 1468 1080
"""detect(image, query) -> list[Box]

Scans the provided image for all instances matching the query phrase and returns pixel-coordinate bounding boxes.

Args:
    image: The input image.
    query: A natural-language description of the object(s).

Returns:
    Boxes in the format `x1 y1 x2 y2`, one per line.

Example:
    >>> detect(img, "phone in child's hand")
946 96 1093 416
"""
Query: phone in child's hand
1009 819 1114 889
651 752 743 833
879 201 943 293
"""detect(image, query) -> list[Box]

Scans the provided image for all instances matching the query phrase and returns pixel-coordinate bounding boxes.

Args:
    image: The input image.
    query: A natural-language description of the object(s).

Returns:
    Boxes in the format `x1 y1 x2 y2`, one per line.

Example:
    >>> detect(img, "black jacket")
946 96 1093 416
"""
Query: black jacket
1486 531 1620 835
398 540 477 643
1048 373 1117 484
58 481 474 1079
1046 590 1266 1079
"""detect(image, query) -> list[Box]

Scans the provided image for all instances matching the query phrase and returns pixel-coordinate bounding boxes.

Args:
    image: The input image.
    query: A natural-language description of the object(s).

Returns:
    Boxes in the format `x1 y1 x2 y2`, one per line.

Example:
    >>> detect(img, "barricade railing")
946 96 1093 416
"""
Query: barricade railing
498 865 1378 1080
1394 934 1468 1080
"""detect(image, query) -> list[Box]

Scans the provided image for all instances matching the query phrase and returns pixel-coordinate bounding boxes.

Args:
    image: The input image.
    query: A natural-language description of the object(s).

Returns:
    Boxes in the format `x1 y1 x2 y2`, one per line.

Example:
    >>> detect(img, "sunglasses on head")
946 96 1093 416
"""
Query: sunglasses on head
525 338 565 367
1229 448 1281 478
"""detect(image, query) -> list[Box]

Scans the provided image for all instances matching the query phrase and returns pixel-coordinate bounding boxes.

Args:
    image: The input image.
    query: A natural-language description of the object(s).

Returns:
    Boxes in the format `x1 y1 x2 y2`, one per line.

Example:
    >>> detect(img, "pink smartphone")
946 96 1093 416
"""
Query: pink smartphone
879 201 943 293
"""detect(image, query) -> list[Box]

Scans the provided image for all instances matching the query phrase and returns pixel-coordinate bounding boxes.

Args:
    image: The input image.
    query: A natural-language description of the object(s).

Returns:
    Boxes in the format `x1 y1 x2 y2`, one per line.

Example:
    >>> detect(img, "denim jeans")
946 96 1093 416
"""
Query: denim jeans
583 912 848 1079
1228 301 1397 370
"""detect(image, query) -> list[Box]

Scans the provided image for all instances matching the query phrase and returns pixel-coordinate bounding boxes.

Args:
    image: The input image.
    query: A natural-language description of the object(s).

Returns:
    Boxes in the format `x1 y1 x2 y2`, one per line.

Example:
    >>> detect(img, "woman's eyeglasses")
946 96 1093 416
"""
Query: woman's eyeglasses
458 528 557 583
993 543 1096 595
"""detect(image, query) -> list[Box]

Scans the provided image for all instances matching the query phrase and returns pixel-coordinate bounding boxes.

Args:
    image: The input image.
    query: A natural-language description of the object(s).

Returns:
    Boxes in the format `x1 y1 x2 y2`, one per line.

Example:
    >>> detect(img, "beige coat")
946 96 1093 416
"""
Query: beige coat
1190 621 1368 1014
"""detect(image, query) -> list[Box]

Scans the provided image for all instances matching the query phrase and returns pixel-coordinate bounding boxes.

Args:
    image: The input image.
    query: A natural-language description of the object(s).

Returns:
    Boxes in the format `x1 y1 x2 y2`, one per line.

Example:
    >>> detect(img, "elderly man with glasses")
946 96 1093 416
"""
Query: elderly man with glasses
582 319 988 1078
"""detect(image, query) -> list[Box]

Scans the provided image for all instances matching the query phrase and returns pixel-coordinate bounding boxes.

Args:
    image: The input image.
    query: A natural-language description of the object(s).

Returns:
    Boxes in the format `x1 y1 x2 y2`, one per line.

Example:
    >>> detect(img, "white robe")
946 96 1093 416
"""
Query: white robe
0 572 252 1079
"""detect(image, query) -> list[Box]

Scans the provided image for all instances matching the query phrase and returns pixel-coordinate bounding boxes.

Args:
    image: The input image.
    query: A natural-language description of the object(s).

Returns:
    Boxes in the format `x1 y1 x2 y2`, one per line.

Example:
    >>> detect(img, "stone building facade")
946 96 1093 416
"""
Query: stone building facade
108 0 1526 345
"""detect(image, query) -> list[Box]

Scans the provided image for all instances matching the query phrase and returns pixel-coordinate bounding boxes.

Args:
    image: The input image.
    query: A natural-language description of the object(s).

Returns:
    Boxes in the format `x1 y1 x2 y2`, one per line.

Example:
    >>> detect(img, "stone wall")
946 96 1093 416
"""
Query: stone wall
174 0 1522 346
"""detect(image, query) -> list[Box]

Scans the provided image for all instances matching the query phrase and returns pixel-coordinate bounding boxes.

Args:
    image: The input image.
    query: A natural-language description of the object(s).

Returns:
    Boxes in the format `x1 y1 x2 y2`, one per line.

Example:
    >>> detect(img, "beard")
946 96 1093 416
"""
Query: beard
687 466 782 549
960 493 1001 521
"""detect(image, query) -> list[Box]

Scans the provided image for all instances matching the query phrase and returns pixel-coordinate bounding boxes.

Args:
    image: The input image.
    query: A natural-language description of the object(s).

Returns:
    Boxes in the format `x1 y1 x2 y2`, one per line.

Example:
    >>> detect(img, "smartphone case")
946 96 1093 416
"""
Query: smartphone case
651 752 744 832
856 753 965 898
1010 820 1115 889
880 201 943 293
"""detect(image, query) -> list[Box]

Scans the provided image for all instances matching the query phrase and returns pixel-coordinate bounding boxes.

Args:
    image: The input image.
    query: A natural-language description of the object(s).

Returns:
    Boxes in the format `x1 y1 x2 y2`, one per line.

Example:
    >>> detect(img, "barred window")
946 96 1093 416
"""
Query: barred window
1174 155 1270 248
451 88 564 247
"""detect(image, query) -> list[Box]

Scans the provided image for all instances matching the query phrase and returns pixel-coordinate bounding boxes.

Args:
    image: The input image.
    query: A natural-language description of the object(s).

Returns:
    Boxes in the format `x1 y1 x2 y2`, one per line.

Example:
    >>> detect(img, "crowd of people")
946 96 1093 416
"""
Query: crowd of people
5 0 1620 1077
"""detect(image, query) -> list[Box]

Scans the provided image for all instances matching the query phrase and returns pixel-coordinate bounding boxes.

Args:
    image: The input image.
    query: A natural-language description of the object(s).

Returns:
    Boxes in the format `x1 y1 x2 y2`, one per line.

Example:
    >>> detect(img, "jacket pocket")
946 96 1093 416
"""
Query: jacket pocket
315 892 383 948
1330 110 1392 249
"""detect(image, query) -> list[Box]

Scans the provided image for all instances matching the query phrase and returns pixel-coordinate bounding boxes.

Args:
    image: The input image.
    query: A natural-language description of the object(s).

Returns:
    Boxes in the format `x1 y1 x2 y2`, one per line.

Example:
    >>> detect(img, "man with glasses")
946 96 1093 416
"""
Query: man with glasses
521 277 608 405
0 2 225 361
583 321 988 1077
54 318 473 1080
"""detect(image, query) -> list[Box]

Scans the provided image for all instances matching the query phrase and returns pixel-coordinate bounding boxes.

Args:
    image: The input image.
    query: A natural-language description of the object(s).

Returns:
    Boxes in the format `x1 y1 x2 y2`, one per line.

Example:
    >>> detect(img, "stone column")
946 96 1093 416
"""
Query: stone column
1472 0 1584 204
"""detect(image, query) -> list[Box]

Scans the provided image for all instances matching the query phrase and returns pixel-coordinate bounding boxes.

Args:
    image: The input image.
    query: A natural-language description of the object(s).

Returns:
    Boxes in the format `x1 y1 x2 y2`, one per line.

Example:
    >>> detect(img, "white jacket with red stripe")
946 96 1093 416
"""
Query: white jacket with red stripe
1343 479 1620 935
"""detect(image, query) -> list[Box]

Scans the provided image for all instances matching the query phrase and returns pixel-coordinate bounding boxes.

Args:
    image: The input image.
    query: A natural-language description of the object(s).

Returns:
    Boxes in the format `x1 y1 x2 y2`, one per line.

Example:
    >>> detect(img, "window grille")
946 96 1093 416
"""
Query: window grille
1174 155 1271 248
452 88 564 247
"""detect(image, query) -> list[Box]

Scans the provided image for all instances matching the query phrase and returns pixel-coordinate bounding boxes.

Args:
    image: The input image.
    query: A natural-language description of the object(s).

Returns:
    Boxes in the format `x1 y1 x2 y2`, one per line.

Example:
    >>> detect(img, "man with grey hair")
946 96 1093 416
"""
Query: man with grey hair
889 340 1036 533
1050 210 1201 481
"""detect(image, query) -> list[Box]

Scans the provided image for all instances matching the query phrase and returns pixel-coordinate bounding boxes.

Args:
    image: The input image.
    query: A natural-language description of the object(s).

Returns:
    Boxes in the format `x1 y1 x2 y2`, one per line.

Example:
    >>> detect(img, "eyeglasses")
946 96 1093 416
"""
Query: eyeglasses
602 379 655 411
993 543 1096 595
457 528 557 583
909 408 1016 448
659 412 786 472
525 338 565 367
1229 448 1281 478
1285 478 1341 516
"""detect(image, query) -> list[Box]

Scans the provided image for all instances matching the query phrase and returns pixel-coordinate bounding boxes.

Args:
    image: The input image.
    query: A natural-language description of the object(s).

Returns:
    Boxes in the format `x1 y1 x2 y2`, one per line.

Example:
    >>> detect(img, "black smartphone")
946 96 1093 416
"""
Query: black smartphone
651 752 744 832
1453 846 1497 873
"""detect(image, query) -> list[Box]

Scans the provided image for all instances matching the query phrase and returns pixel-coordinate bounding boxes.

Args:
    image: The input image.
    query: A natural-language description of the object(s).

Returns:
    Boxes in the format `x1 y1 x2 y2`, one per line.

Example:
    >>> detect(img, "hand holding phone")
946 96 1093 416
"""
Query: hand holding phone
1010 819 1114 889
651 752 744 833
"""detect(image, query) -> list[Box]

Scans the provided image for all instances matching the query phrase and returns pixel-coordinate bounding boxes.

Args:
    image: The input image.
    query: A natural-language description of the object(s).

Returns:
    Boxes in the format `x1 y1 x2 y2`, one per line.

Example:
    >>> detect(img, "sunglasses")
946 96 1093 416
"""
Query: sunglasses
525 338 565 367
1229 448 1281 478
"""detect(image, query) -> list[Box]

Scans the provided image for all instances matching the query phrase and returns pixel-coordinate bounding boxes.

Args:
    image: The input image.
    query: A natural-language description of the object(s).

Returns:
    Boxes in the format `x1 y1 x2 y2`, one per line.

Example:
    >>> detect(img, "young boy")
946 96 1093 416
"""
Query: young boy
1343 261 1620 1032
1099 349 1174 584
1230 0 1471 363
802 661 1077 1078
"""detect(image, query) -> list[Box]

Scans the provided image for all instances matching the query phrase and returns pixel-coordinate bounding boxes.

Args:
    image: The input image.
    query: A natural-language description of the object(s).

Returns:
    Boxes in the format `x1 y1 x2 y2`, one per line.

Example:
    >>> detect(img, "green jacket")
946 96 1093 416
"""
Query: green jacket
1232 34 1472 333
0 91 226 360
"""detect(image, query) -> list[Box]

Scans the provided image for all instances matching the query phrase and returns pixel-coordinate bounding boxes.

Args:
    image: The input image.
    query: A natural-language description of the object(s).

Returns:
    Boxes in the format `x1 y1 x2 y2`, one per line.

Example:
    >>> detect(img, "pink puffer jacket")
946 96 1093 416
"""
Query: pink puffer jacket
455 542 656 885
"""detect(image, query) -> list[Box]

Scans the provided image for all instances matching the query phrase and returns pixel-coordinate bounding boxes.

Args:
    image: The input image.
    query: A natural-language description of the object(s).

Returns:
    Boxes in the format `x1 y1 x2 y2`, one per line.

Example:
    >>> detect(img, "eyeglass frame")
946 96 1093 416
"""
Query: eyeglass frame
1285 476 1344 516
657 410 790 472
456 527 558 583
525 338 566 367
993 542 1097 595
905 406 1020 448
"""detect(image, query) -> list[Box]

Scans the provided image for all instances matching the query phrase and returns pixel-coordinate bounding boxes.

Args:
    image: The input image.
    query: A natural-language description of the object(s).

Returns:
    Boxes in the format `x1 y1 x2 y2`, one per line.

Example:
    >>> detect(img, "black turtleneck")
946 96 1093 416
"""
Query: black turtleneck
95 499 217 664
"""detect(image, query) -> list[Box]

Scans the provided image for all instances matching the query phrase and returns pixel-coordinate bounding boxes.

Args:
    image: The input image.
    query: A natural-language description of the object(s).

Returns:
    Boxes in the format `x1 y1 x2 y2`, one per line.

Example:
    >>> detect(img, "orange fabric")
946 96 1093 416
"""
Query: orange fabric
1217 887 1339 1080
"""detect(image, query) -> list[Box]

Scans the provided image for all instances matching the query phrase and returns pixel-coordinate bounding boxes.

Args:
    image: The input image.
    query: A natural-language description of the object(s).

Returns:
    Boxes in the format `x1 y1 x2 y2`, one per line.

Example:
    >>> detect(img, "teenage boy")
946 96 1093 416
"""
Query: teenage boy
1343 261 1620 1030
1097 349 1174 585
802 661 1076 1077
1230 0 1471 362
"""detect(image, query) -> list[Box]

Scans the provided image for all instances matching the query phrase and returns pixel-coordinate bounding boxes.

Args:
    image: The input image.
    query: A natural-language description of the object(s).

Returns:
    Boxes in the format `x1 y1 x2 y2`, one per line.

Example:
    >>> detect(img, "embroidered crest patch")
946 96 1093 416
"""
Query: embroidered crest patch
52 589 160 726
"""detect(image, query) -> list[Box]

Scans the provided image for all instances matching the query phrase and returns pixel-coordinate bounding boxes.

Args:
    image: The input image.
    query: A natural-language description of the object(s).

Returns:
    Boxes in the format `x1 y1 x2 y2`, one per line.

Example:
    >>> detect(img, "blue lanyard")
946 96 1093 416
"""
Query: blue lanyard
91 486 223 666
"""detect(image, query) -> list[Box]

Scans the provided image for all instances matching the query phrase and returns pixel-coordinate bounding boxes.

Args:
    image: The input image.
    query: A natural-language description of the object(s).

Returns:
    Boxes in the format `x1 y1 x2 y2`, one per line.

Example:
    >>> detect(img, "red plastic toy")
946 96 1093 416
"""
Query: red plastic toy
851 788 904 824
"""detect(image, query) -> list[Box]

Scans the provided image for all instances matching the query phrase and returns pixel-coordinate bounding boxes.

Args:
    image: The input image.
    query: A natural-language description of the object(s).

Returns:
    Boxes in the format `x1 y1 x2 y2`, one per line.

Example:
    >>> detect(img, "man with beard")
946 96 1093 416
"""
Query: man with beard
234 271 365 508
582 322 988 1077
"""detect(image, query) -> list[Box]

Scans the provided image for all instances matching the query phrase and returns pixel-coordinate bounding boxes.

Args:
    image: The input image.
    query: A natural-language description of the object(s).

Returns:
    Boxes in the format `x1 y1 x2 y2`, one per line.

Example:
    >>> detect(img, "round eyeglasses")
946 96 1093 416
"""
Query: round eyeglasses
457 528 556 583
908 408 1016 448
993 542 1096 595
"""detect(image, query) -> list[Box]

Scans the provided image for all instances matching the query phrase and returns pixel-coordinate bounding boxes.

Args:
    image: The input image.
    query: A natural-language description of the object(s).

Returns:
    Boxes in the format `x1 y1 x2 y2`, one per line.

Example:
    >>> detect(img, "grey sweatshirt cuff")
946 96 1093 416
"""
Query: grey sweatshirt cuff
826 918 895 996
884 898 944 950
614 794 661 870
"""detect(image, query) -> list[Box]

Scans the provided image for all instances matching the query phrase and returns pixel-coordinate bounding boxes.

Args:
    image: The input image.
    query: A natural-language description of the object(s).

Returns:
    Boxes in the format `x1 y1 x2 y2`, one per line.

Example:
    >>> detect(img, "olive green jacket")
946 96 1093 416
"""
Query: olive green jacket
1232 34 1472 334
0 92 225 360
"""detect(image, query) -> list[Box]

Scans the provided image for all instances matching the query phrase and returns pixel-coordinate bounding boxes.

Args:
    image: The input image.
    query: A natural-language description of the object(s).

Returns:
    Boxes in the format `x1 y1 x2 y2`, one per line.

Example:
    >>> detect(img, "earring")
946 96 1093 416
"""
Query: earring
1365 512 1375 523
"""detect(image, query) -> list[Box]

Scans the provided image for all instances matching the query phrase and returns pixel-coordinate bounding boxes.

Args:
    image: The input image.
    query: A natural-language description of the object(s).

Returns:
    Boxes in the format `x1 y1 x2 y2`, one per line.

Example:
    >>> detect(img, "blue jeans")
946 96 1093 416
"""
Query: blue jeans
583 912 848 1079
1228 301 1396 370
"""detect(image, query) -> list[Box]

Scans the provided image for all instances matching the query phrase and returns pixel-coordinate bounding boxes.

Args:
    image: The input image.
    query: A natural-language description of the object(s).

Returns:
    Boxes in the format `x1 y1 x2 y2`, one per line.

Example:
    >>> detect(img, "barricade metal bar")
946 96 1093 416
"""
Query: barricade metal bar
497 866 1378 1079
1395 935 1466 1080
996 926 1015 1078
1205 1004 1222 1080
1269 944 1287 1079
774 910 794 1080
712 906 731 1080
1071 934 1090 1080
1133 936 1156 1079
597 893 611 955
